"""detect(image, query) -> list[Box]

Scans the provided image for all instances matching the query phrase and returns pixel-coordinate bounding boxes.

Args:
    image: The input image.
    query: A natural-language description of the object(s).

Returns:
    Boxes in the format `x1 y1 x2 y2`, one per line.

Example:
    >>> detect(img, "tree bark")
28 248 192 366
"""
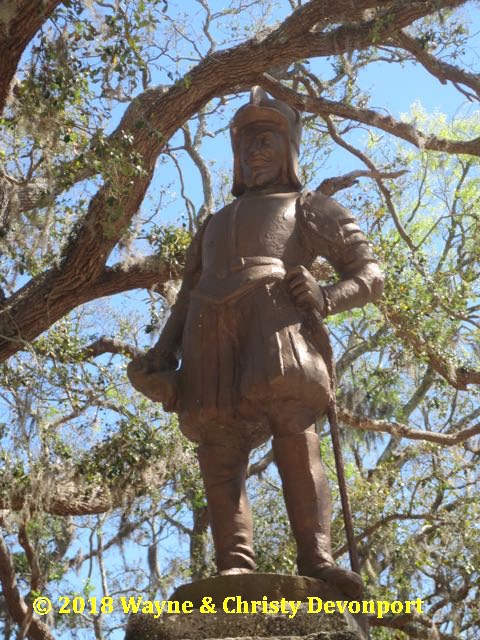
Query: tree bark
0 0 63 116
0 535 55 640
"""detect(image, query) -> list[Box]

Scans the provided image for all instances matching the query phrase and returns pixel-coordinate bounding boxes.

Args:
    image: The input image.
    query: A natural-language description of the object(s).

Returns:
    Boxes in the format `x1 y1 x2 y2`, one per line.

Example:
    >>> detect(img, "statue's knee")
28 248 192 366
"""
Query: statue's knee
197 444 249 486
269 403 317 437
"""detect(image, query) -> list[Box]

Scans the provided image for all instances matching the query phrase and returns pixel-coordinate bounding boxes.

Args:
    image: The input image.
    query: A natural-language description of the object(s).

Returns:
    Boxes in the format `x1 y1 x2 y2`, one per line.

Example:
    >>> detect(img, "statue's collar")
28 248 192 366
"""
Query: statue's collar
239 186 301 198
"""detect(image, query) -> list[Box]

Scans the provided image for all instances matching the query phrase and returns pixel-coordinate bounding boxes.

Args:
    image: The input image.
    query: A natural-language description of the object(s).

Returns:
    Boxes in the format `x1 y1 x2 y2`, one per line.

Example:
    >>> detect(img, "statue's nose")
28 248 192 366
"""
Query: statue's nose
248 138 265 155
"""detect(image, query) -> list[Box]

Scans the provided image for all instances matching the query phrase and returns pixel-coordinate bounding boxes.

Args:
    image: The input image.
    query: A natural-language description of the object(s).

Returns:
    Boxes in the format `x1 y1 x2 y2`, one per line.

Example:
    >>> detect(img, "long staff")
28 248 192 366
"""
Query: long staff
327 402 360 574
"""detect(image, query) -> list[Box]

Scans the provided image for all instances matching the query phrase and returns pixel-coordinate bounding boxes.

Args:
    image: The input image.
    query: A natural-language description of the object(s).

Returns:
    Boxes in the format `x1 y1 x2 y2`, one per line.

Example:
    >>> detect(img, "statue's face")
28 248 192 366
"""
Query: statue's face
239 125 287 190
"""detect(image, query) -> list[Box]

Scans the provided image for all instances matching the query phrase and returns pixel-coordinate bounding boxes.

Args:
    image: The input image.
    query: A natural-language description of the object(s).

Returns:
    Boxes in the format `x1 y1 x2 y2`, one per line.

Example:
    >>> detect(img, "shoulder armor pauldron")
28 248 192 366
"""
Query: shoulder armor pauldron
296 190 347 246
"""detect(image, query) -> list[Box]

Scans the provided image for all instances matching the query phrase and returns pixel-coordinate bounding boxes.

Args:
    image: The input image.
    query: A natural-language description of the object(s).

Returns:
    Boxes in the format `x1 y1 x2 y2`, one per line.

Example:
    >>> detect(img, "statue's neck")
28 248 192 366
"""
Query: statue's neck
240 184 301 198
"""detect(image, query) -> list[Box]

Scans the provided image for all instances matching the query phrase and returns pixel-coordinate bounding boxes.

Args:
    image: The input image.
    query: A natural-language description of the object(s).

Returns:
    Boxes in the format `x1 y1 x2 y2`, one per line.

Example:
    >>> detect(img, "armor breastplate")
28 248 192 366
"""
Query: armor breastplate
195 192 305 302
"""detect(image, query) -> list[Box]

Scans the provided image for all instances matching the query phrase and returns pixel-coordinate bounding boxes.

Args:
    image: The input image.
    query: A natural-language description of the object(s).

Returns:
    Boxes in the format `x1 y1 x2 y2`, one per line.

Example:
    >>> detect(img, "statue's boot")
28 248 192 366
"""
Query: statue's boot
273 431 364 600
197 444 256 574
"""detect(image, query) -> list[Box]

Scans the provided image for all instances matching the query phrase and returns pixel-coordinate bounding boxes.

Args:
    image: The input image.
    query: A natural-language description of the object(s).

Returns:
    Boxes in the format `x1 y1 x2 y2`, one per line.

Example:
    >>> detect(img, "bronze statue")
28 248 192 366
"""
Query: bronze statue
128 87 384 599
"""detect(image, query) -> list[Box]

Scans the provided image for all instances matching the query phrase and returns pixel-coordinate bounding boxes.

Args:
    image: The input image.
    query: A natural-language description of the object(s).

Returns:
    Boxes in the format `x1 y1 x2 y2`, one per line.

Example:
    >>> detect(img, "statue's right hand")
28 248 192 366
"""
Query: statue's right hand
285 265 326 316
139 348 178 374
127 349 178 408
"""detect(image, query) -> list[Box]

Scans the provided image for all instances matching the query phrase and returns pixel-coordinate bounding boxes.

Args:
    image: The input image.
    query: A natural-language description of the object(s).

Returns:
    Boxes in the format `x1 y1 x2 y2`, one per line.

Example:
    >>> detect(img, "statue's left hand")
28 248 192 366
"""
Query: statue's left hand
285 265 326 316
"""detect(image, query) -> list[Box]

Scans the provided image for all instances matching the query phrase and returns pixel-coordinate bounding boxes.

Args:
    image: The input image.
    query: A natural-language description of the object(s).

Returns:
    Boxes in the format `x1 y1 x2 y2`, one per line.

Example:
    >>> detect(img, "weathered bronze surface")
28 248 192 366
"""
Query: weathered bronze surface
128 87 384 599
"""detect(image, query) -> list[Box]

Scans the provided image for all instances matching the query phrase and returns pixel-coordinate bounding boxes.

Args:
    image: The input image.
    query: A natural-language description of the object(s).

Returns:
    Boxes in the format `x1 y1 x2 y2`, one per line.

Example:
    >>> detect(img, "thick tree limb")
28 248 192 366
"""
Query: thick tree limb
0 163 94 227
81 337 142 360
334 512 435 560
247 449 275 478
0 0 63 116
182 121 215 225
17 525 42 640
0 255 175 361
336 326 388 380
2 456 166 517
18 525 41 594
335 496 474 558
0 174 50 231
338 407 480 445
273 0 392 39
261 73 480 156
0 535 55 640
0 413 168 516
383 307 480 389
317 168 407 196
34 335 143 362
392 30 480 100
90 255 180 300
370 614 459 640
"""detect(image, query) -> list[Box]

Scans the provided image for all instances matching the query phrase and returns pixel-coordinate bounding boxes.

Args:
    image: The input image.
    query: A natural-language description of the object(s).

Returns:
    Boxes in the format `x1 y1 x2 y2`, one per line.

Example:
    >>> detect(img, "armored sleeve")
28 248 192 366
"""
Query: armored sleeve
298 191 384 316
154 216 212 360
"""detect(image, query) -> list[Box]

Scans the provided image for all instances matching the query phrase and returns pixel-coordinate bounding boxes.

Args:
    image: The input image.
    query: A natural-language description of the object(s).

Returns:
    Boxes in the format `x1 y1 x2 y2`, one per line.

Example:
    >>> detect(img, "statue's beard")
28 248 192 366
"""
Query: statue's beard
243 162 288 190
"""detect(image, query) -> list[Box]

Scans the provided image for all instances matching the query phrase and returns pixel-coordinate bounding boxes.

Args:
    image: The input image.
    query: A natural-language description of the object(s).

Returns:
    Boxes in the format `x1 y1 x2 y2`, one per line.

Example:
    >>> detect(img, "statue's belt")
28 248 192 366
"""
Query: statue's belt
192 257 286 304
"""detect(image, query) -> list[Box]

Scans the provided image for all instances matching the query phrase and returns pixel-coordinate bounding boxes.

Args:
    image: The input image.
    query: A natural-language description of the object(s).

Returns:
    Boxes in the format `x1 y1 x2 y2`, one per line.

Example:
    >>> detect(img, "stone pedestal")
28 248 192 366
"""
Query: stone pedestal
124 574 368 640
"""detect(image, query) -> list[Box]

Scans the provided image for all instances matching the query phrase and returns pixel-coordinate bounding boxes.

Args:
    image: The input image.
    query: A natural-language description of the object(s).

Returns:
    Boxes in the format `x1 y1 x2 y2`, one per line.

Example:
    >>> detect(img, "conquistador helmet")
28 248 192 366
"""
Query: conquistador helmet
230 86 303 197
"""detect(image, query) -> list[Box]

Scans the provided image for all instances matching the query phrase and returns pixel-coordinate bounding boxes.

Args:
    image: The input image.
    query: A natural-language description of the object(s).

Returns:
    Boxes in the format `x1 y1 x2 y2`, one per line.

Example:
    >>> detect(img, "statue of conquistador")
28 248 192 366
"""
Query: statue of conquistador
128 87 384 599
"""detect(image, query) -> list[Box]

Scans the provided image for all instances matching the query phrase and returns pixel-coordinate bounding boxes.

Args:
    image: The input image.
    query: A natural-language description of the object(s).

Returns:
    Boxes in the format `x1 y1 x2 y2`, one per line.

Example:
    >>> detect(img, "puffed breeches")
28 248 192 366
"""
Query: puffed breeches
177 279 331 448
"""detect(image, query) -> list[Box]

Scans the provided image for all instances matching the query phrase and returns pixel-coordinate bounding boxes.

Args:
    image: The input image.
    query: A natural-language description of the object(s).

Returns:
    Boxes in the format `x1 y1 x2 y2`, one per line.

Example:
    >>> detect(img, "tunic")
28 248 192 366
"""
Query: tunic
156 189 383 447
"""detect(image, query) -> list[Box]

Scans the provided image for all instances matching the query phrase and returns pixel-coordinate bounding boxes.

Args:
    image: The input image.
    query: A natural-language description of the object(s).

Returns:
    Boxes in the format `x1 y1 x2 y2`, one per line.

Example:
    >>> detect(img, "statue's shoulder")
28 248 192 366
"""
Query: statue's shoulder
212 200 236 217
184 212 215 274
297 190 355 246
300 190 354 224
200 201 236 231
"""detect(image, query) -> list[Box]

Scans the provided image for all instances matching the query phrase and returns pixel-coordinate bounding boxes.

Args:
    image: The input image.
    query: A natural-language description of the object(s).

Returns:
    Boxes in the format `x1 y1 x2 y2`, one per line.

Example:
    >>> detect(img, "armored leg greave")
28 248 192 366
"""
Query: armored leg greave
197 444 256 574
